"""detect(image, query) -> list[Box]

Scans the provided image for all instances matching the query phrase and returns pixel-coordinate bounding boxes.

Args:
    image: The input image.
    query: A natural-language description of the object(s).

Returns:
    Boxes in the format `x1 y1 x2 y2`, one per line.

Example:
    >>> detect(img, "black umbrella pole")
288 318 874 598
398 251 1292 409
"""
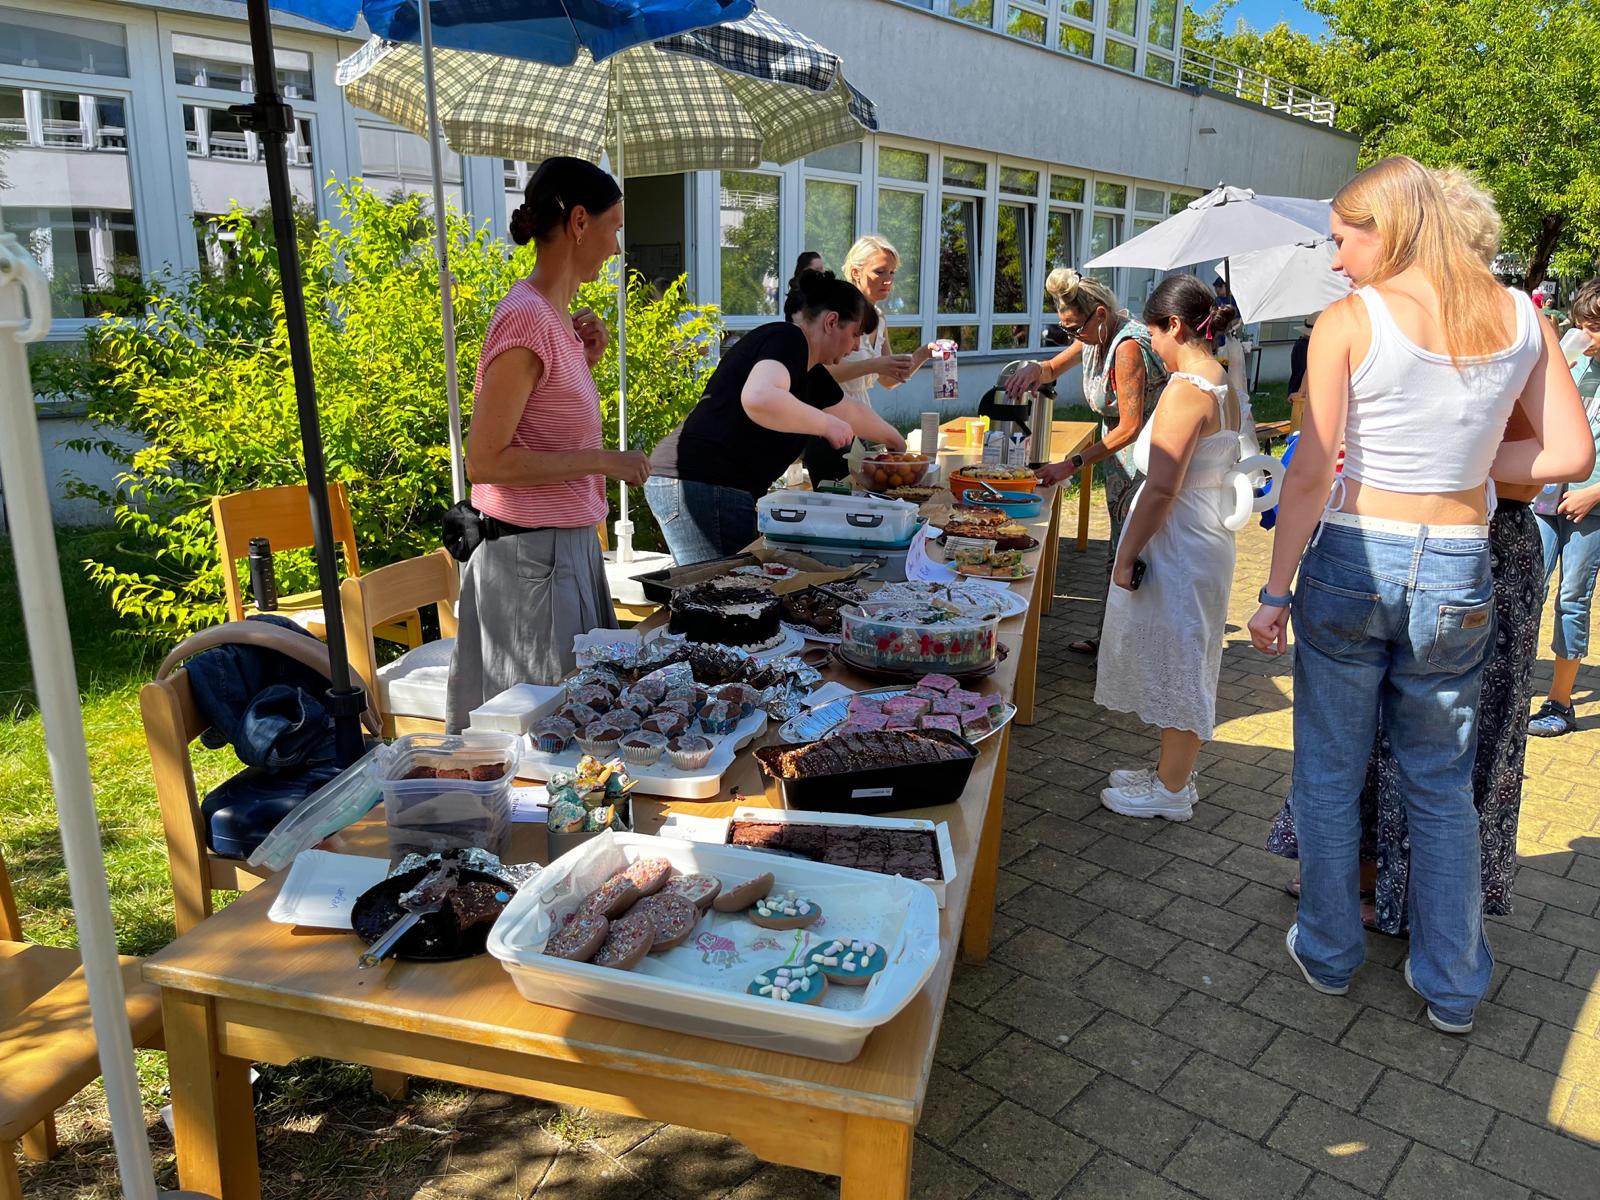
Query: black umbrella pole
240 0 366 765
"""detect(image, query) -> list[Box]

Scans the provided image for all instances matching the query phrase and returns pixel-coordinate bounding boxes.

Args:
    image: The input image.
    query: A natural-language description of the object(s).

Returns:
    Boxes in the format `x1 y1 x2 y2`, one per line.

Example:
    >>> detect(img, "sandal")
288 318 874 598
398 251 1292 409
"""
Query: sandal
1528 700 1577 738
1067 638 1099 655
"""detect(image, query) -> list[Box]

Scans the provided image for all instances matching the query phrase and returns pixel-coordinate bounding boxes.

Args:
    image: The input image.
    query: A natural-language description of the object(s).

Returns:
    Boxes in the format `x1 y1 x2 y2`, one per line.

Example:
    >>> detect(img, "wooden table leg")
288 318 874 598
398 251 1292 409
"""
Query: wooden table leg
1076 461 1093 552
163 989 262 1200
1039 490 1062 616
1014 547 1046 728
840 1114 914 1200
19 1117 56 1162
961 725 1009 963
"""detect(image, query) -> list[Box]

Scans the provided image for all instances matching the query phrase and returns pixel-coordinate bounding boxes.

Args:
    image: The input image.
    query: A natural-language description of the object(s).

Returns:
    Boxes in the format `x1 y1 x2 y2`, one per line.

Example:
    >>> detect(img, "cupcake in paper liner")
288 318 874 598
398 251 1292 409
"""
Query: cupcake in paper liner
698 698 741 735
621 730 667 766
579 723 625 758
668 734 714 770
531 716 577 755
608 708 645 734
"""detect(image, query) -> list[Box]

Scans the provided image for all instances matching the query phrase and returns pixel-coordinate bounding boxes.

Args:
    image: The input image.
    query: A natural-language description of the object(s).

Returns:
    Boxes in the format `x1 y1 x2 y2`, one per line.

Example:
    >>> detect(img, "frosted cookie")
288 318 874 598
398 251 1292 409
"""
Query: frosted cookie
591 911 652 970
578 875 640 920
622 857 673 896
660 873 722 909
633 893 700 951
545 913 608 962
807 938 887 986
711 871 775 913
748 890 822 930
746 963 827 1004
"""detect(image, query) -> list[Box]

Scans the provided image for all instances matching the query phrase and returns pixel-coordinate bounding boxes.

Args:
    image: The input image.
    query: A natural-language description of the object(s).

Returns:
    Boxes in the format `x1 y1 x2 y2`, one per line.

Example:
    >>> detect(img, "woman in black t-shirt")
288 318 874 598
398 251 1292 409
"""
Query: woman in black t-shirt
646 272 905 565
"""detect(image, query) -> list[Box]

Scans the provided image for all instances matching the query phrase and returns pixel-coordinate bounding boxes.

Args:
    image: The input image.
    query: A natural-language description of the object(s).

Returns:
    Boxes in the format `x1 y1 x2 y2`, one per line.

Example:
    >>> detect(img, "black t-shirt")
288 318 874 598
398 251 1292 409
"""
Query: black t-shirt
651 322 842 496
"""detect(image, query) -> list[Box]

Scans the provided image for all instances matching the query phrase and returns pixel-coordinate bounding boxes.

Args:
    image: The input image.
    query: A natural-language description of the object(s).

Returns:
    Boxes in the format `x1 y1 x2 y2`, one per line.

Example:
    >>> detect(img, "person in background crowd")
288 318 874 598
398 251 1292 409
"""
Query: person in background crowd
1268 167 1566 935
446 157 648 731
646 271 906 565
1008 269 1169 657
803 235 930 483
1247 156 1589 1035
1287 315 1314 404
1096 276 1247 821
790 250 824 289
1528 277 1600 737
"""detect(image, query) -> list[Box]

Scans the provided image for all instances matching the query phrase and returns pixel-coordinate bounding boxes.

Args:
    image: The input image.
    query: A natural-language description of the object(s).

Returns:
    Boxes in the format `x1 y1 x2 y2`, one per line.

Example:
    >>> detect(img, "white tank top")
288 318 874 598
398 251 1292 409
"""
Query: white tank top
1342 286 1544 493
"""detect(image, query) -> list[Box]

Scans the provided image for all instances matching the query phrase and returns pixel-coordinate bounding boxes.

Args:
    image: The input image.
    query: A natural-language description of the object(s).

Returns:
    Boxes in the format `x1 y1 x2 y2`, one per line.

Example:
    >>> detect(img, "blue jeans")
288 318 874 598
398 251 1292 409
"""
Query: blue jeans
1537 511 1600 660
1289 522 1496 1024
644 476 758 567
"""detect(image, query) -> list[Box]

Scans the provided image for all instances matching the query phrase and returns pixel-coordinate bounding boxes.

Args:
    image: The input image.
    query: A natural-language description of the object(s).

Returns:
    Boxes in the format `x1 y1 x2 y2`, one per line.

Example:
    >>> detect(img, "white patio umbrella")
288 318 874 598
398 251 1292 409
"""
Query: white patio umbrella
1215 239 1351 324
338 9 877 561
1085 184 1331 271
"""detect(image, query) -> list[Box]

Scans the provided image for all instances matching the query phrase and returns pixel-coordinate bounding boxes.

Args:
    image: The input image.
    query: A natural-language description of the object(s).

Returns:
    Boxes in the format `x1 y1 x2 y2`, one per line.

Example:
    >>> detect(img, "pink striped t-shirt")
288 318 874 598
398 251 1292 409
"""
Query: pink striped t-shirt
470 280 607 529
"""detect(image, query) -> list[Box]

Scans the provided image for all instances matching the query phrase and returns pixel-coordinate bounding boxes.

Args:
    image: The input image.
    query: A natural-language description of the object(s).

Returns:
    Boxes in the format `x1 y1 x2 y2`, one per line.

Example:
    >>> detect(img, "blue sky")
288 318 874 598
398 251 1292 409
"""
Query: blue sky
1209 0 1328 36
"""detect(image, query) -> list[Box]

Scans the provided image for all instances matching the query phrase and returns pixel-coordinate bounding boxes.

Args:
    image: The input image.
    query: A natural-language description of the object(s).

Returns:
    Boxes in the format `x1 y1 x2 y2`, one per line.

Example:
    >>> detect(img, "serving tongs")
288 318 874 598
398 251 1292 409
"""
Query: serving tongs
357 859 460 969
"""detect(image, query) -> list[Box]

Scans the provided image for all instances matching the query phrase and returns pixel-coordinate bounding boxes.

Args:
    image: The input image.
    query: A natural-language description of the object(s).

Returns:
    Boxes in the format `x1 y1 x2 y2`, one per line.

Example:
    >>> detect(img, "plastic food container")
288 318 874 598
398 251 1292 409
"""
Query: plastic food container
487 832 941 1061
753 730 978 815
757 489 921 546
762 538 914 581
840 603 999 675
852 453 933 494
378 731 519 864
948 466 1039 496
958 489 1045 519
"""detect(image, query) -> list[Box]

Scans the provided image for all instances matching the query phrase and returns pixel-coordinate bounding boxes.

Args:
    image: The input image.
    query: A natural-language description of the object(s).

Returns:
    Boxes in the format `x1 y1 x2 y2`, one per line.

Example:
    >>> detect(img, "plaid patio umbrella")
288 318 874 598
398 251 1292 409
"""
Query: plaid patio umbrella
337 7 878 560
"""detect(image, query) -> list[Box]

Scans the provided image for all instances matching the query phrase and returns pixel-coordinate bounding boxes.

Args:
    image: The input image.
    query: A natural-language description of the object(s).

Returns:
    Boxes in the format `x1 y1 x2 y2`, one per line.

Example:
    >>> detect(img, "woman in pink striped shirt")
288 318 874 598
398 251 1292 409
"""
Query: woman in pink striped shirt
446 157 649 731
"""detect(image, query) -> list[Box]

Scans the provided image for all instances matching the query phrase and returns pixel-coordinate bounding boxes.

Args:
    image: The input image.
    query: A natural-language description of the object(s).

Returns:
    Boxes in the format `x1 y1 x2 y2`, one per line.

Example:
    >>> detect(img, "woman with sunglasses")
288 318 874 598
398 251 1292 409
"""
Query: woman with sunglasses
1006 268 1169 655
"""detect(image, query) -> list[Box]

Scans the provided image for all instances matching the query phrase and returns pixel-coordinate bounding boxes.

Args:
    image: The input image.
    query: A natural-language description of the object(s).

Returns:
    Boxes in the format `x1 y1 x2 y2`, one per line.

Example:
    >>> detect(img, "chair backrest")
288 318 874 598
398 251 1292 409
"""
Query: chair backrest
138 670 217 936
340 548 460 713
0 846 21 943
212 482 360 621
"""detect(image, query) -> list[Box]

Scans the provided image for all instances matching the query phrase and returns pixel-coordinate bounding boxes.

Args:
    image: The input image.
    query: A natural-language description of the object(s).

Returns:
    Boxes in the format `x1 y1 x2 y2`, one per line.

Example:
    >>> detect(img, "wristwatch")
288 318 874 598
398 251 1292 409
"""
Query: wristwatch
1068 452 1086 473
1258 586 1293 607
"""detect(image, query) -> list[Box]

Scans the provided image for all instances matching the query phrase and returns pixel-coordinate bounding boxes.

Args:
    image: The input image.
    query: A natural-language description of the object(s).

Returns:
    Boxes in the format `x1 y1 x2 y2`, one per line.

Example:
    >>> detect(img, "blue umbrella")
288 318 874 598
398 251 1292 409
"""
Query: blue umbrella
225 0 754 767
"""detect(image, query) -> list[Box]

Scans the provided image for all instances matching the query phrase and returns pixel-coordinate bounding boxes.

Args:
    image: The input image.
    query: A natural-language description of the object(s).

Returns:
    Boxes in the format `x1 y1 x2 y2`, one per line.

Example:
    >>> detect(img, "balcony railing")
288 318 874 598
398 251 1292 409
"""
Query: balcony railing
1179 48 1337 127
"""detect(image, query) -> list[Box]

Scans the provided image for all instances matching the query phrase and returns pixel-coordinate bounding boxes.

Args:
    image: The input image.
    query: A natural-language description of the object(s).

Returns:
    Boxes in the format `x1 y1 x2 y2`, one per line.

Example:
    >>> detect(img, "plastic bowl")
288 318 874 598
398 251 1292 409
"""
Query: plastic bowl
947 468 1040 498
960 489 1045 518
853 453 933 493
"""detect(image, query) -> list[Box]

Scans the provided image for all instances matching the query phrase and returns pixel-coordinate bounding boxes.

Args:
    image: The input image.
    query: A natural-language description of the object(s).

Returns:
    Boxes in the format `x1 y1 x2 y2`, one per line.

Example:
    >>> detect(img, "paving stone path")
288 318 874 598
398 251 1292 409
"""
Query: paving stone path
413 507 1600 1200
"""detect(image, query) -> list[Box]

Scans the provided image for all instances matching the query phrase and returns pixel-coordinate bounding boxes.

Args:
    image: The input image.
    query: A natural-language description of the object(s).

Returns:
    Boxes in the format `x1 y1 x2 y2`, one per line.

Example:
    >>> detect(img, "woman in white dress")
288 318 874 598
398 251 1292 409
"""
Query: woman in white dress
1096 275 1246 821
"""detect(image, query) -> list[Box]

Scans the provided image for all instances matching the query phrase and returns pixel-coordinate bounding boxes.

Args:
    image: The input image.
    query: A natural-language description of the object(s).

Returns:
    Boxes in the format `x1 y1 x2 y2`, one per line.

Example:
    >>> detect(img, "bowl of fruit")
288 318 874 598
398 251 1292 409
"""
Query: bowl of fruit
853 452 935 493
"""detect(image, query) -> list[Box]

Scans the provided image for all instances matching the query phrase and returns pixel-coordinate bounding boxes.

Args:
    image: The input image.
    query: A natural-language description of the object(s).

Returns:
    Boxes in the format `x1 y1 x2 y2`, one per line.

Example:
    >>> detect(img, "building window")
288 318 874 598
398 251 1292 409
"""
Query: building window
1043 208 1080 311
942 156 987 189
1147 0 1178 48
877 188 925 316
0 86 127 151
1107 0 1138 36
938 196 982 314
6 206 138 317
934 324 980 351
1000 165 1040 196
1058 23 1094 58
1006 4 1047 43
1144 54 1175 83
1062 0 1096 20
803 178 857 276
1095 181 1129 210
1088 211 1122 288
992 200 1036 340
172 33 314 100
0 7 127 77
879 146 928 183
719 170 781 317
187 105 316 266
1169 188 1202 213
1126 217 1162 305
1104 39 1137 71
355 123 463 209
1051 173 1087 204
1135 186 1165 215
950 1 994 28
806 142 863 174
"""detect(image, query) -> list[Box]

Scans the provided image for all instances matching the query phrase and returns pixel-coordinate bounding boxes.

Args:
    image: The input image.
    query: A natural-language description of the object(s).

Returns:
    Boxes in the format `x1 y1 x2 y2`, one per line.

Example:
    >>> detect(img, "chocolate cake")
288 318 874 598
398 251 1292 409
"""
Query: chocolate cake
779 581 869 636
668 576 783 650
730 821 944 880
767 730 973 778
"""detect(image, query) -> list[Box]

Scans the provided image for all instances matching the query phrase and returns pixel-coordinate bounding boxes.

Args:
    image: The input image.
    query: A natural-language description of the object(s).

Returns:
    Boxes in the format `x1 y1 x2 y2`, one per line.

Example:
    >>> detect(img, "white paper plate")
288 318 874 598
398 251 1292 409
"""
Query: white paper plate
267 850 390 929
778 686 1016 745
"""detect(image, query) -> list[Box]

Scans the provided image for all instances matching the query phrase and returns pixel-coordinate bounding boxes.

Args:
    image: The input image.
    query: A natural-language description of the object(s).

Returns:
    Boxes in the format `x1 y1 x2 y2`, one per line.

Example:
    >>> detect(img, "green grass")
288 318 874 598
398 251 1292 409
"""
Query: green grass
1 529 470 1198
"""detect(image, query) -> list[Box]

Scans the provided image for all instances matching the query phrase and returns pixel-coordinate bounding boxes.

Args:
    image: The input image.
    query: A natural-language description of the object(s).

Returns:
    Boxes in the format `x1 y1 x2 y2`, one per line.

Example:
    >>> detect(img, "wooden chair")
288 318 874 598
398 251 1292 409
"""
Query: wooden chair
342 548 459 739
211 482 420 648
0 848 163 1199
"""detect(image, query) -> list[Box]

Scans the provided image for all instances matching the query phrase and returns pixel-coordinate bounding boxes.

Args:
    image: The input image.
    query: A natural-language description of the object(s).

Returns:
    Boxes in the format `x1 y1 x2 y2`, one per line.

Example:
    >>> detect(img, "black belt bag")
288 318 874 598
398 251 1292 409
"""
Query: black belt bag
442 499 541 562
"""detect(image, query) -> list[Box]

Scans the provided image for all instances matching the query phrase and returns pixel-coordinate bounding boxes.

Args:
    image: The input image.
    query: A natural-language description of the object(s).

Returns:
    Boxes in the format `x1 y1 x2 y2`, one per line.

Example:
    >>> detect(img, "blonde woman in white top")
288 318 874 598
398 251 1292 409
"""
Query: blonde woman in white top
828 235 933 406
1247 156 1591 1034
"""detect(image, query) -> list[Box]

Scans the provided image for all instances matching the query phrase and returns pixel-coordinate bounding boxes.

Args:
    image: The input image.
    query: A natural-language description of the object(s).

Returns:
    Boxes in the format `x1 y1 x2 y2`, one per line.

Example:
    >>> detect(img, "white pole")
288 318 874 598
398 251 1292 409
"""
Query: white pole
0 239 161 1200
418 0 467 504
612 107 634 563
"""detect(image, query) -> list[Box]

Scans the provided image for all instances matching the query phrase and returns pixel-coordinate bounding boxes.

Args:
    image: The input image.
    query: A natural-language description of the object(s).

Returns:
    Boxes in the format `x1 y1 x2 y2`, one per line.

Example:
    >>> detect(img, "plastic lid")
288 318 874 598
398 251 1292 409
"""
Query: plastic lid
246 743 389 872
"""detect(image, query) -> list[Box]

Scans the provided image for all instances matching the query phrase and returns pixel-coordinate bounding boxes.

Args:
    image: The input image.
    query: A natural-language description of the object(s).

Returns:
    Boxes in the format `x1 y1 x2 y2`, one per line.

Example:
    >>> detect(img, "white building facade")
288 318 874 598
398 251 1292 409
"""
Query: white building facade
1 0 1359 521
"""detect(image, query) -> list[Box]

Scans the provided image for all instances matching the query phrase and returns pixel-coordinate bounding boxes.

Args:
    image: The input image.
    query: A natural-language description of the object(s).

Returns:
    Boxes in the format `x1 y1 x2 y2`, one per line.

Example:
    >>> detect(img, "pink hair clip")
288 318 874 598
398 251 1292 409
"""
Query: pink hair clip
1196 311 1218 339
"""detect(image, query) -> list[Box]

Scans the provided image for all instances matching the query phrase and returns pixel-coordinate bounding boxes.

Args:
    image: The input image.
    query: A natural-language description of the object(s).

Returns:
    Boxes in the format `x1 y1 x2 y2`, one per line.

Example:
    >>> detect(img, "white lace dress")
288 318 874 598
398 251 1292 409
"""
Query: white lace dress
1094 372 1243 740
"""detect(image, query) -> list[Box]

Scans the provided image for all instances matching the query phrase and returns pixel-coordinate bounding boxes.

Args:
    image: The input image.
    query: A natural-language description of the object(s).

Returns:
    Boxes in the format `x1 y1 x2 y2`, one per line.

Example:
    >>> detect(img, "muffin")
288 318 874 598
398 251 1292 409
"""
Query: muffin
642 711 689 738
698 699 740 735
622 693 656 718
655 699 697 722
716 683 761 717
558 702 602 730
580 721 627 758
532 716 577 754
568 685 614 714
608 709 645 734
633 677 670 705
621 730 667 766
668 734 714 770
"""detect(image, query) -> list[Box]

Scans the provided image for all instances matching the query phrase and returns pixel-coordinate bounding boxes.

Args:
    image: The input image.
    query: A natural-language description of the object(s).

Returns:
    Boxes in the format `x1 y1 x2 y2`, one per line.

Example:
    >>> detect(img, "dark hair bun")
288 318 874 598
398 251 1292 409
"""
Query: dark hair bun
783 269 869 328
1143 275 1238 341
515 156 622 247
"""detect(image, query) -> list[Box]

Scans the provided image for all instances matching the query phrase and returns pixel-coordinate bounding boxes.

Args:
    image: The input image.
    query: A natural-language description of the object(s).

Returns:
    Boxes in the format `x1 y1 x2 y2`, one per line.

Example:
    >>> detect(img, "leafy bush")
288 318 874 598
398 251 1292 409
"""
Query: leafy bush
56 180 718 642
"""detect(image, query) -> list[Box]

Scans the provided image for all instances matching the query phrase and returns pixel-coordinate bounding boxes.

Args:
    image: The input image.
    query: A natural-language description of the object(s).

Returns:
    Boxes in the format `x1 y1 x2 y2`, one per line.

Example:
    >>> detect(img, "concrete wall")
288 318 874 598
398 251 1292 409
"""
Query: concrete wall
763 0 1360 200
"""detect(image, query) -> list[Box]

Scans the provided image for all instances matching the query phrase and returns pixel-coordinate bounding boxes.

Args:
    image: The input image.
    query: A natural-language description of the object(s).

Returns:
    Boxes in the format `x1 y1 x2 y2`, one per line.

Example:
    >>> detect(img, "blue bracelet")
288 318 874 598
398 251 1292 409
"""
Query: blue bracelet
1258 586 1293 607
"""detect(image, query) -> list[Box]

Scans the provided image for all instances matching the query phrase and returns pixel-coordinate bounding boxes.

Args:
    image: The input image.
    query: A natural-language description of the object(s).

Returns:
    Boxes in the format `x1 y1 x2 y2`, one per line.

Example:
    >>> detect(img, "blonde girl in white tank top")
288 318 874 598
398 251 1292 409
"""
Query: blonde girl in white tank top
1243 157 1591 1035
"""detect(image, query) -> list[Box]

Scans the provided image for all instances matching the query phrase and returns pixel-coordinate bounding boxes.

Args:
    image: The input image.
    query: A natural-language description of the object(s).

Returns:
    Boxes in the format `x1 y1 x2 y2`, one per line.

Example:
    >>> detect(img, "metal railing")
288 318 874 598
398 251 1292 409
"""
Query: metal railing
1179 48 1337 127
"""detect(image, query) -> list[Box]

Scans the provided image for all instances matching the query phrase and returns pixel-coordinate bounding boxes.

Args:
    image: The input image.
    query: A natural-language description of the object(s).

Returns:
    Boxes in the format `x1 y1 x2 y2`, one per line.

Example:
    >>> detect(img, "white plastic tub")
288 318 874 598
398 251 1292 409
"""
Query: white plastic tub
487 831 941 1061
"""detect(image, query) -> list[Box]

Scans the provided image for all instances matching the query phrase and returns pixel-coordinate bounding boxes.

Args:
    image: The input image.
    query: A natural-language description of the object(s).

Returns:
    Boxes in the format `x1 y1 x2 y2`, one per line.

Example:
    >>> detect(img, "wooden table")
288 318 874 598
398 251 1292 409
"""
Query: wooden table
937 418 1099 558
144 488 1065 1200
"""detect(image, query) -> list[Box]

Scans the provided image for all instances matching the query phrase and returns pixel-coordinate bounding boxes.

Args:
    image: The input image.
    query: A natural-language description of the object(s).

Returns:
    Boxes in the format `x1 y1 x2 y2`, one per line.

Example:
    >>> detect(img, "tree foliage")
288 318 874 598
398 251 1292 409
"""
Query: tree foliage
48 181 717 642
1185 0 1600 287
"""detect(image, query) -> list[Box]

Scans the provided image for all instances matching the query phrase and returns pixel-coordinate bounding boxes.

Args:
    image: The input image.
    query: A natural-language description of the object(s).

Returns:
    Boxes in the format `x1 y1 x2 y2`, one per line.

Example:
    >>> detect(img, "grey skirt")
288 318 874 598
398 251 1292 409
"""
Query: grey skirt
445 526 617 732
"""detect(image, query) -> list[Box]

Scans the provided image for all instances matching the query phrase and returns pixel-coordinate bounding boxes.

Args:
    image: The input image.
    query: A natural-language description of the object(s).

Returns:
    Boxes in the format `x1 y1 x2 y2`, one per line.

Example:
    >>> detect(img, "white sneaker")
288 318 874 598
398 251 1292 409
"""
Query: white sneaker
1107 765 1155 789
1100 775 1197 821
1285 924 1349 996
1403 957 1475 1034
